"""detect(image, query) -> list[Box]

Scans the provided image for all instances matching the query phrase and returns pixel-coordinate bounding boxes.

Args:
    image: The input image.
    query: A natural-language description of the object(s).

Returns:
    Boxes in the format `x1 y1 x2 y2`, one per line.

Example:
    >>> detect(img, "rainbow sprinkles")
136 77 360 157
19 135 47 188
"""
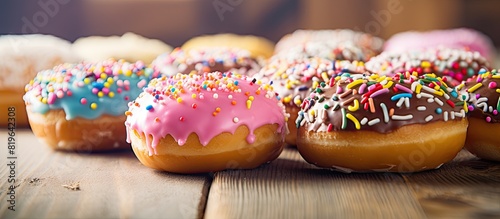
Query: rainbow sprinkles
457 68 500 123
296 71 467 133
24 59 160 120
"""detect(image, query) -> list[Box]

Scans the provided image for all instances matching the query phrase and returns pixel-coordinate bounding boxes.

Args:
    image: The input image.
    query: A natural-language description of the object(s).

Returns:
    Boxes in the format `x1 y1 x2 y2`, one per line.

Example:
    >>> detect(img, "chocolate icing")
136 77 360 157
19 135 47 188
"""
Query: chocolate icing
181 60 260 76
296 72 466 133
152 47 262 77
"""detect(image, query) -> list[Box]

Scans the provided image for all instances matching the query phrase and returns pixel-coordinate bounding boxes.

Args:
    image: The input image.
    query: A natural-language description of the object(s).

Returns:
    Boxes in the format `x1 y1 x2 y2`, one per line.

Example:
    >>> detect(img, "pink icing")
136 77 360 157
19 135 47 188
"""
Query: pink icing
384 28 495 61
125 72 287 155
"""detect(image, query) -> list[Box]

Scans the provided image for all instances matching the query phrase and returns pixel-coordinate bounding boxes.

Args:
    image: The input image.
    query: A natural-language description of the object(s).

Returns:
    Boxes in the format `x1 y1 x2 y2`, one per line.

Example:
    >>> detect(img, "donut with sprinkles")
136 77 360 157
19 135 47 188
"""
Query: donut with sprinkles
24 59 160 151
256 57 366 145
457 68 500 161
151 47 263 77
275 29 384 58
125 71 287 173
272 41 373 62
365 47 490 86
295 72 468 172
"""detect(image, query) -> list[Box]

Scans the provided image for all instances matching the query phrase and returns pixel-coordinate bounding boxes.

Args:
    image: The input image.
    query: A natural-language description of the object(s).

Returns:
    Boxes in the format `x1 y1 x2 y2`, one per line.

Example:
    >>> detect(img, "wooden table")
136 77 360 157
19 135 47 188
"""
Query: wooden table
1 129 499 219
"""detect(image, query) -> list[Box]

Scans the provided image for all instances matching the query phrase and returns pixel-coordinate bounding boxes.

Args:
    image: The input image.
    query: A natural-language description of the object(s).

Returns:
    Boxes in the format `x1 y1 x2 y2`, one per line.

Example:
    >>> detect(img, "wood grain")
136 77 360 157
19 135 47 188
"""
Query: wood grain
0 130 211 219
2 130 500 219
204 148 426 219
403 150 500 219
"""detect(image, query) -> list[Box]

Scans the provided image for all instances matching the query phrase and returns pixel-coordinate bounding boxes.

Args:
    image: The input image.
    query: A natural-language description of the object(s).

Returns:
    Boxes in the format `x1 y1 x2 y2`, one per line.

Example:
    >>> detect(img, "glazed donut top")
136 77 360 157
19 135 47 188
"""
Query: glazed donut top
24 59 160 120
272 41 370 62
296 72 466 133
125 72 287 155
365 47 489 86
181 33 275 59
457 69 500 123
0 34 79 90
151 47 262 77
275 29 384 56
73 32 173 64
384 28 496 62
257 57 366 108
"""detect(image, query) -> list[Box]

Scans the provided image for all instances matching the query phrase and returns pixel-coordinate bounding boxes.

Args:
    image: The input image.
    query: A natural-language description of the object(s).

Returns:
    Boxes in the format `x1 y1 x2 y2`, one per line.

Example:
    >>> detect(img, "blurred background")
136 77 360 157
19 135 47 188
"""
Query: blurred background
1 0 499 48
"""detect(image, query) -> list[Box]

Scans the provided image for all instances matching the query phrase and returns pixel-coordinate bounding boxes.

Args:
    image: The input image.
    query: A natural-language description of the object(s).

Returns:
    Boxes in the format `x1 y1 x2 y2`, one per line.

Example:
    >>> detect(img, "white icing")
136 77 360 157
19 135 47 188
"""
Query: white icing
0 34 80 89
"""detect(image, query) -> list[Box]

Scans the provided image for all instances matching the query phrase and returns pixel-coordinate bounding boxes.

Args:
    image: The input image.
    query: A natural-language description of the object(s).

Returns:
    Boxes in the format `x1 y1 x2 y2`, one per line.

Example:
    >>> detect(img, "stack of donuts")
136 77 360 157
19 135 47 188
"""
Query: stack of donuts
9 28 500 174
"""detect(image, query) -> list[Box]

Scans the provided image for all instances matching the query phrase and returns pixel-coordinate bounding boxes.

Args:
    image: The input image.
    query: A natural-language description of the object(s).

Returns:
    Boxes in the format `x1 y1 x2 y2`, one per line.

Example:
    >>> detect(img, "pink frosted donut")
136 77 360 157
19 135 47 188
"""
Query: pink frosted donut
125 72 287 173
384 28 495 62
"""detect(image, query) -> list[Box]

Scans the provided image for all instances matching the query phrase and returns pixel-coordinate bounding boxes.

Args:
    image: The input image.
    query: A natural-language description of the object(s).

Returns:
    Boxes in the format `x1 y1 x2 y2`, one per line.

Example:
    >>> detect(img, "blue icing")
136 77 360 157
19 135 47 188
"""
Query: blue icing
24 60 160 120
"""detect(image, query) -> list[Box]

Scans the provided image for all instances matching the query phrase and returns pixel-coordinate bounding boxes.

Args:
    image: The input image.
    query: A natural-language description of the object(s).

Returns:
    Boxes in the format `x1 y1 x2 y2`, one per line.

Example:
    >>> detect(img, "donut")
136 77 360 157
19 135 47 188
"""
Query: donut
0 34 79 127
274 29 384 58
181 33 275 59
124 72 287 173
73 32 172 64
151 47 263 77
384 28 496 62
24 59 160 152
295 72 468 172
365 47 490 86
272 41 371 62
457 69 500 161
256 57 366 145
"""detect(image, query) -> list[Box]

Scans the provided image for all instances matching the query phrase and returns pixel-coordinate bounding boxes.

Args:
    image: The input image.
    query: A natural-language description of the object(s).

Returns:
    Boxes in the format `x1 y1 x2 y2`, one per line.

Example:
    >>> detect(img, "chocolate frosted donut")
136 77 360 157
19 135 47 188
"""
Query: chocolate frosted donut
256 57 366 145
151 47 262 77
365 47 490 86
296 72 468 172
457 69 500 161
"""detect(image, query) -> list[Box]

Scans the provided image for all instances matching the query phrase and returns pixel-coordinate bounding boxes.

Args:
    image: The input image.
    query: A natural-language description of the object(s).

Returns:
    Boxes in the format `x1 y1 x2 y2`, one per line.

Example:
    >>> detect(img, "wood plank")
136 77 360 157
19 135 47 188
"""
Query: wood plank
204 147 426 219
0 130 211 219
403 150 500 219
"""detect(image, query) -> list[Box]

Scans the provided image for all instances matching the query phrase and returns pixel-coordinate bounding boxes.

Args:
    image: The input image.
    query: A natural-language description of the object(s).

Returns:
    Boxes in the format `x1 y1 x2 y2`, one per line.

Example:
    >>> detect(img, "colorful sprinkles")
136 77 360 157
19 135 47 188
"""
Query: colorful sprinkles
256 57 367 108
366 47 490 86
272 41 371 62
458 68 500 123
24 59 160 120
274 29 384 58
151 47 263 77
296 72 466 133
124 72 288 155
